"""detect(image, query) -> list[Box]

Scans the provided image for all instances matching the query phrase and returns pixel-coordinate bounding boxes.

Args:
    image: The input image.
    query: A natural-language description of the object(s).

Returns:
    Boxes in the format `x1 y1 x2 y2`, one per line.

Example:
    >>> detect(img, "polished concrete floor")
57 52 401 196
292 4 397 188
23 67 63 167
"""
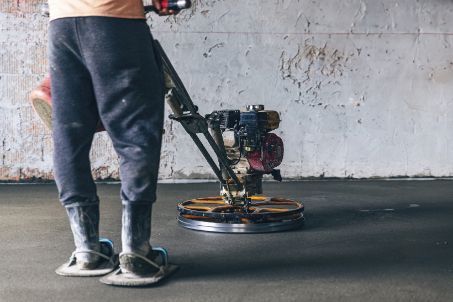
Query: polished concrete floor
0 180 452 302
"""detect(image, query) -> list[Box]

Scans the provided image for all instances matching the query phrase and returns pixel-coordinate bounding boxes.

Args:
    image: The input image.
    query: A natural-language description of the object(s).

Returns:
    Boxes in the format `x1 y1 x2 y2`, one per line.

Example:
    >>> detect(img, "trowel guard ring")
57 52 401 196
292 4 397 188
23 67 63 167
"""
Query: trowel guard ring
177 196 304 233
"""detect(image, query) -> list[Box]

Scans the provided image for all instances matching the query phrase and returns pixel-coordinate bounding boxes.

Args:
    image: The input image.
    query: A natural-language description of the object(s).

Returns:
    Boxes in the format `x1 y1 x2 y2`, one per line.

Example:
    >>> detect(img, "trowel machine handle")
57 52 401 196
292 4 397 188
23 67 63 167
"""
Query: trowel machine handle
144 0 192 14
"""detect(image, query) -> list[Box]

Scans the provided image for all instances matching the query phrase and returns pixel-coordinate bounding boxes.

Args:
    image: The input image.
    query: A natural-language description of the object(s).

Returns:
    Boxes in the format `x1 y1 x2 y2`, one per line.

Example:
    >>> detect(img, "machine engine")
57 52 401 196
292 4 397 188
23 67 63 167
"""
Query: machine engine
206 105 284 202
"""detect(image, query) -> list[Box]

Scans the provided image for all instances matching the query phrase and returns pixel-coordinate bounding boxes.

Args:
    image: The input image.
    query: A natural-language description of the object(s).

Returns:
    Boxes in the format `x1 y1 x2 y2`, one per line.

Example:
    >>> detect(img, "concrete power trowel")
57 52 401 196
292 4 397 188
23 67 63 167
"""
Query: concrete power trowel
30 5 305 234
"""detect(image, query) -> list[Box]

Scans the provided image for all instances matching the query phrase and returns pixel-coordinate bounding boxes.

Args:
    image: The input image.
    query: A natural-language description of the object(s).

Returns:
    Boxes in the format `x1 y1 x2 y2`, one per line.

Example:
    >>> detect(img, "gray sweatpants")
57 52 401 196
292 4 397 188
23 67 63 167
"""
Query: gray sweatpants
48 17 164 207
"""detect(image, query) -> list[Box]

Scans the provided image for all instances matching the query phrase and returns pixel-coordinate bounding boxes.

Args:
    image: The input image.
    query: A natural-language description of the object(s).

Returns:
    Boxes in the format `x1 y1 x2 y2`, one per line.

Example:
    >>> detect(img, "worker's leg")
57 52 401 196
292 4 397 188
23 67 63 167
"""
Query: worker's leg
77 17 164 269
48 18 101 269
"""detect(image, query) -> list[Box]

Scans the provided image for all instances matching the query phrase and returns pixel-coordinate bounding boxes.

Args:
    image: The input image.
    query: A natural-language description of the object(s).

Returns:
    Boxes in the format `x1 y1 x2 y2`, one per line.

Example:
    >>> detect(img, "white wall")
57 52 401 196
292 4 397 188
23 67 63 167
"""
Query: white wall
1 0 453 181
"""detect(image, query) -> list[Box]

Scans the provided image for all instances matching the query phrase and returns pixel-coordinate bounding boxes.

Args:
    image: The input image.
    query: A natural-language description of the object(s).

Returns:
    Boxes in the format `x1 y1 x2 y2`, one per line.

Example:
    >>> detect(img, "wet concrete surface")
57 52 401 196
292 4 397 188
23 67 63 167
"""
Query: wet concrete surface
0 180 452 302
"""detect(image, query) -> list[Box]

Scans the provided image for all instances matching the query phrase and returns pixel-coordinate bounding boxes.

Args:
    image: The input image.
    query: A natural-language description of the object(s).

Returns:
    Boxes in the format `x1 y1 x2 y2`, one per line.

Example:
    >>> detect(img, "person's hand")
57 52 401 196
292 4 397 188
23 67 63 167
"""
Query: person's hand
152 0 178 15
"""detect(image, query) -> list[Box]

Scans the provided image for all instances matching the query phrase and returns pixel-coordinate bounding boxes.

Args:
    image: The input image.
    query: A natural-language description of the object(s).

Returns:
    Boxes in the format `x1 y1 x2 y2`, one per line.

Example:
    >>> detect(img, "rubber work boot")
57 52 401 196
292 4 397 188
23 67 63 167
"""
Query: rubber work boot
65 203 100 270
120 203 159 275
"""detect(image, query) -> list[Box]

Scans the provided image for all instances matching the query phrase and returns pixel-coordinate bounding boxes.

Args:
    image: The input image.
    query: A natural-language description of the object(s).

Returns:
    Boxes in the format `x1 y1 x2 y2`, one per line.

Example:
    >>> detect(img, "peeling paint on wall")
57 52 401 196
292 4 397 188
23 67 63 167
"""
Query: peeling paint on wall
2 0 453 181
279 40 356 106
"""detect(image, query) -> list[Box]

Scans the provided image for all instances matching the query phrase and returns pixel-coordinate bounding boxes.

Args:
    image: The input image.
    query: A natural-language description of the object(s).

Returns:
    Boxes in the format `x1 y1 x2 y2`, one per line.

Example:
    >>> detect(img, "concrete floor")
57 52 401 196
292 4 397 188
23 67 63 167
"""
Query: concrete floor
0 180 452 302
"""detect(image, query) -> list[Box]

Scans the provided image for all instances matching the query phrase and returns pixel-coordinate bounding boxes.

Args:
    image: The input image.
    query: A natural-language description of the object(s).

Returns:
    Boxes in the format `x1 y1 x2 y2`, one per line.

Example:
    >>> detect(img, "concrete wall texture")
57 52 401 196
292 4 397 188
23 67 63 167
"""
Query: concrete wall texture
1 0 453 181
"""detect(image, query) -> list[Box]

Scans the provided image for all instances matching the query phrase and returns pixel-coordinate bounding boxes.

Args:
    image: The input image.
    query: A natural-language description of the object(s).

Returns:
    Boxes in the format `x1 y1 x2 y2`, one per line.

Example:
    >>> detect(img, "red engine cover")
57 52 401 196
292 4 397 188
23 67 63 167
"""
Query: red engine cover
247 133 284 173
